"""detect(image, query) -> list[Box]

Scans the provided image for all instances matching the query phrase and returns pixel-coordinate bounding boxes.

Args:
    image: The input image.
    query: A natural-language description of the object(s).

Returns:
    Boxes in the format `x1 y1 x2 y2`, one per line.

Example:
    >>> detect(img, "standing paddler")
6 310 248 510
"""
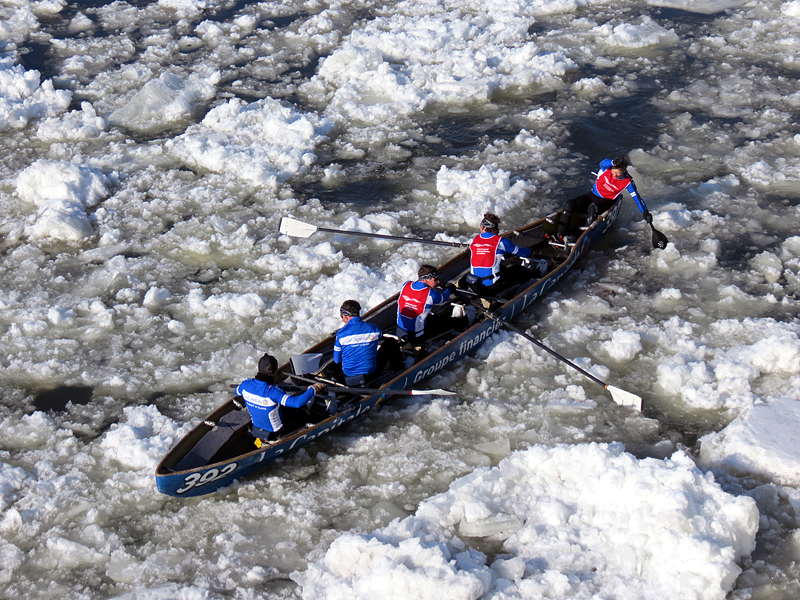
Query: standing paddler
551 155 654 244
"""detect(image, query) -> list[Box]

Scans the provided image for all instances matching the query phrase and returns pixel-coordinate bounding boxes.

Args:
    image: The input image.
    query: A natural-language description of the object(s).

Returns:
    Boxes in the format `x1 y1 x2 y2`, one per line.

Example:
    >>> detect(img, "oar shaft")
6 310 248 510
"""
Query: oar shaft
448 287 505 303
321 386 440 396
316 227 467 248
287 373 454 395
485 314 608 389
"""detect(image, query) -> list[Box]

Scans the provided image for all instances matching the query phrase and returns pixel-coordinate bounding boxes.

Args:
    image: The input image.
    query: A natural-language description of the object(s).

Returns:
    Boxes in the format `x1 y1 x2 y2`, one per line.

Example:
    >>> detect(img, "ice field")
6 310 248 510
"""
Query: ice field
1 0 800 598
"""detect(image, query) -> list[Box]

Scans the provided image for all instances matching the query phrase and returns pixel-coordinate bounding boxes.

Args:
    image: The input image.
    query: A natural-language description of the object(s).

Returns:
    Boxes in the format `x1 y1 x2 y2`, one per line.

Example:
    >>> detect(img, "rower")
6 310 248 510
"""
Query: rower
464 213 547 295
552 155 652 243
397 265 469 343
329 300 402 385
235 353 326 443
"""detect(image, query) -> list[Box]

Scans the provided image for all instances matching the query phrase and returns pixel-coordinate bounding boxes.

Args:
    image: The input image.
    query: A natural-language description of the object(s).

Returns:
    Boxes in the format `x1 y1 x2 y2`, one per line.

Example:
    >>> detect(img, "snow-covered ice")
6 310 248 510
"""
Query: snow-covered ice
296 443 758 600
701 397 800 488
1 0 799 598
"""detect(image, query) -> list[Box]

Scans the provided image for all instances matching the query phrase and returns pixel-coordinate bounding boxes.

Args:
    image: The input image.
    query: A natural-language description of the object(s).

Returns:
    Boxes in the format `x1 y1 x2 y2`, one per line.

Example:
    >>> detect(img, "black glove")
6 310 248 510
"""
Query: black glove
445 283 457 293
643 210 653 224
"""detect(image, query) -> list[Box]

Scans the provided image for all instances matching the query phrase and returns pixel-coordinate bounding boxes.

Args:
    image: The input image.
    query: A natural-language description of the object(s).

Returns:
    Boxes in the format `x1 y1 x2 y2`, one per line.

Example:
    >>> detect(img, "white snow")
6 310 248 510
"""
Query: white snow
0 462 30 511
157 0 211 19
185 288 268 321
656 320 800 411
701 397 800 487
599 330 643 362
784 1 800 18
16 159 109 241
301 0 577 127
109 70 220 132
100 405 191 471
166 96 334 187
594 16 679 49
0 57 71 131
295 443 758 600
0 5 40 46
435 164 536 226
646 0 749 15
36 101 107 142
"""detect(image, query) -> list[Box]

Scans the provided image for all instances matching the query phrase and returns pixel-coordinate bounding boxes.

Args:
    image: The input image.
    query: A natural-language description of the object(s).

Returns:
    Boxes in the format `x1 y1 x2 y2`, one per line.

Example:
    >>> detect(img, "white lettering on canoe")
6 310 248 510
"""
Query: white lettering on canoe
288 402 372 450
411 349 462 384
412 323 502 384
176 462 238 494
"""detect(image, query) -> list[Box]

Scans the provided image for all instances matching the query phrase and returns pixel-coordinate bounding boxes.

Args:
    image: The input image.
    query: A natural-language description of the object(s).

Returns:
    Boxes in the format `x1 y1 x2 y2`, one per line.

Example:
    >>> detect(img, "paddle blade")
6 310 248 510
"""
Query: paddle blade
408 389 458 396
650 225 668 249
280 217 318 238
607 385 642 411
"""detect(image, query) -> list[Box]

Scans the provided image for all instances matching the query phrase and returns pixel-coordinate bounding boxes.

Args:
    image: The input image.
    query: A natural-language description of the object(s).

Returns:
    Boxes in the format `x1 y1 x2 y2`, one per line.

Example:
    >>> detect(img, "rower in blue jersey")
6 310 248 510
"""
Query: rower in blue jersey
235 353 326 441
331 299 386 386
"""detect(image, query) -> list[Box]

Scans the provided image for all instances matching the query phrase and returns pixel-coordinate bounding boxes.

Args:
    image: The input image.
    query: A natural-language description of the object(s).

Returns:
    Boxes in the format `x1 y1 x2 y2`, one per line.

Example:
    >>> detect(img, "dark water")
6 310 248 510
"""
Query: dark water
33 385 93 411
300 177 404 207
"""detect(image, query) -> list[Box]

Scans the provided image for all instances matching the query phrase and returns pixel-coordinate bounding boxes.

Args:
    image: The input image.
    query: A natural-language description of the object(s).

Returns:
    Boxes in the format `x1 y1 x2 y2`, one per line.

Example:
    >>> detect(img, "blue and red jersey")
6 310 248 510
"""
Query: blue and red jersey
469 233 531 285
333 316 382 376
235 378 314 432
397 280 451 334
592 159 648 214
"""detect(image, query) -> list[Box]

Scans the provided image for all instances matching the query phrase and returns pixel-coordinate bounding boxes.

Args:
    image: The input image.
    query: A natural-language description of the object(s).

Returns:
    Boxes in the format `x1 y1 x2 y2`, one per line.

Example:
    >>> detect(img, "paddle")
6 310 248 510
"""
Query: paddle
477 309 642 410
286 373 456 396
280 217 469 248
650 223 668 249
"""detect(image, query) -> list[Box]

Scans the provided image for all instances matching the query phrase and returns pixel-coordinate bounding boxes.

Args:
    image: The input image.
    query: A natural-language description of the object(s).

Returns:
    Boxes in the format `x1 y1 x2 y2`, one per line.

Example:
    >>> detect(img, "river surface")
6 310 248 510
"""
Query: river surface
1 0 799 598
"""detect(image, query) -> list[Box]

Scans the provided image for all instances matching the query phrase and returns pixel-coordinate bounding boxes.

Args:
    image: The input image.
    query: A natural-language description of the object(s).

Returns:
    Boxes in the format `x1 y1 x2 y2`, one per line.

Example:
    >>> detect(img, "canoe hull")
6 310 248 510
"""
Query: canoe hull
155 201 620 497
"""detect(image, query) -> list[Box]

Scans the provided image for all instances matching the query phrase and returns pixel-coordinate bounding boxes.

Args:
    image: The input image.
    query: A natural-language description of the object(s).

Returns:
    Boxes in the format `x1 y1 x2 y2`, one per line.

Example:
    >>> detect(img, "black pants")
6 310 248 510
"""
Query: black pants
399 312 469 343
252 410 308 439
376 337 404 372
252 425 278 440
464 264 535 297
558 193 616 234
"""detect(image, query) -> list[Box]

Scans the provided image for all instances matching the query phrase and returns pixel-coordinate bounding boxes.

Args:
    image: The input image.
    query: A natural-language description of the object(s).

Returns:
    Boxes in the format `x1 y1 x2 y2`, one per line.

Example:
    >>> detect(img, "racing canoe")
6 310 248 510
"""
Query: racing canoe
155 200 623 497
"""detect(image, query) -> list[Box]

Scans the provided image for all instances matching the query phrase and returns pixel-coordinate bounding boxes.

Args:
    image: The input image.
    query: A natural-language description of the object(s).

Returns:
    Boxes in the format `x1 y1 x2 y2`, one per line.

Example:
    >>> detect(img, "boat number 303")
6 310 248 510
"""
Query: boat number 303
176 463 238 494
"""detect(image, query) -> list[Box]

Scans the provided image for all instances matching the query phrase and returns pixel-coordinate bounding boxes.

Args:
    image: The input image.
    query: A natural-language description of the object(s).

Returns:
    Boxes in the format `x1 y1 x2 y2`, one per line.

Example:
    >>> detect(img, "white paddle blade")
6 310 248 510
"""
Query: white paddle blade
607 385 642 411
409 389 458 396
280 217 318 238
